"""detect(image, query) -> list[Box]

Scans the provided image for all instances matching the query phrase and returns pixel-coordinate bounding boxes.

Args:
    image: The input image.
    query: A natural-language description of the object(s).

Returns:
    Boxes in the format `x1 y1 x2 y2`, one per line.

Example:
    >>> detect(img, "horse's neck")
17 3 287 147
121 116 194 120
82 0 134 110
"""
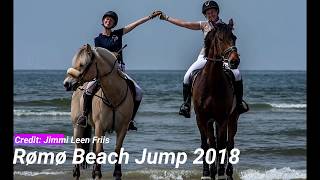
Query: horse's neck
95 50 127 104
99 72 127 103
202 61 225 88
204 61 223 75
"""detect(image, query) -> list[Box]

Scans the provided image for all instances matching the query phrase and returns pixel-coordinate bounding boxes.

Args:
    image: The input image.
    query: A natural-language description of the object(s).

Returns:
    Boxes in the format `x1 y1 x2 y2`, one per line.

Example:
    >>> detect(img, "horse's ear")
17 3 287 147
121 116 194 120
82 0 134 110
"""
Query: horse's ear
85 44 92 54
228 18 234 29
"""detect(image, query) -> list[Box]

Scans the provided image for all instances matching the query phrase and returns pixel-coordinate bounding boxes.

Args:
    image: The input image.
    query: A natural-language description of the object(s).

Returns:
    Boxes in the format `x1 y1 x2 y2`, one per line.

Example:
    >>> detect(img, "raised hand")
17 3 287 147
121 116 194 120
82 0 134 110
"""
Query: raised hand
159 12 169 21
149 10 162 19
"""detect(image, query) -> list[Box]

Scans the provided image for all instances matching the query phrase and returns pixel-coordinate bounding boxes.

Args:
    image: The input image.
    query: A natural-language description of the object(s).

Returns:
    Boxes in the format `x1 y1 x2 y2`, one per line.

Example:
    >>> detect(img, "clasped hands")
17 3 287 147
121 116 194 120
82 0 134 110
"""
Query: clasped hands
149 10 169 21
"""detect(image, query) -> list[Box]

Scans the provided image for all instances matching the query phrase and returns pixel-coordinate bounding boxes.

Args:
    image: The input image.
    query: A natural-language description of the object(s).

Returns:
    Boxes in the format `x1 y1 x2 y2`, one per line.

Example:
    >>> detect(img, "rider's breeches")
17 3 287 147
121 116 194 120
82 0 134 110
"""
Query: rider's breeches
84 79 99 95
183 54 242 84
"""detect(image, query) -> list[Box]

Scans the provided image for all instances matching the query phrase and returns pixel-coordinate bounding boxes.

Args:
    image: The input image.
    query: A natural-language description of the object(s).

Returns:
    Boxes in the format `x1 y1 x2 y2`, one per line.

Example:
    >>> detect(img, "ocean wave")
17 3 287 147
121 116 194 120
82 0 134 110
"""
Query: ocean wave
250 103 306 110
243 147 306 156
14 98 70 107
269 103 306 109
14 109 70 116
13 167 306 179
240 167 306 180
14 170 65 176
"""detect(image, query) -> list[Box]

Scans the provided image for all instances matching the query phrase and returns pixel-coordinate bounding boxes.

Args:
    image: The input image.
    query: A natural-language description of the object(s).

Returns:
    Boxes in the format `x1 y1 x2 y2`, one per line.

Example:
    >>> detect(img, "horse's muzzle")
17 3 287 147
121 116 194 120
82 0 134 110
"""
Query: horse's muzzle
64 81 73 91
63 77 79 91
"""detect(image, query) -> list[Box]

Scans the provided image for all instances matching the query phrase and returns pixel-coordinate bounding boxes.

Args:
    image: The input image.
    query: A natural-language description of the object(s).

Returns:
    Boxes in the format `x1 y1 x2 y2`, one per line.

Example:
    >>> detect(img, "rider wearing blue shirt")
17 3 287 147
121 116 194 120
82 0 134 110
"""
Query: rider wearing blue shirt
77 10 162 130
94 28 125 68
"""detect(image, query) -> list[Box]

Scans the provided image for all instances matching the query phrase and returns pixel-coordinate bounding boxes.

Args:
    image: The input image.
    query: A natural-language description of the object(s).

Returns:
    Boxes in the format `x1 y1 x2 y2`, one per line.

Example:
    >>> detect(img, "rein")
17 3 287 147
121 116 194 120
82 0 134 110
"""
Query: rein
95 55 129 133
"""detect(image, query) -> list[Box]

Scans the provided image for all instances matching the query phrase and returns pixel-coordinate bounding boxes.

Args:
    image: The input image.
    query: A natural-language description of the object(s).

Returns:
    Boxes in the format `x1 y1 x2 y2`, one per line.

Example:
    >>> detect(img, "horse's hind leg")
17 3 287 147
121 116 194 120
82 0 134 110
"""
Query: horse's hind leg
113 127 128 180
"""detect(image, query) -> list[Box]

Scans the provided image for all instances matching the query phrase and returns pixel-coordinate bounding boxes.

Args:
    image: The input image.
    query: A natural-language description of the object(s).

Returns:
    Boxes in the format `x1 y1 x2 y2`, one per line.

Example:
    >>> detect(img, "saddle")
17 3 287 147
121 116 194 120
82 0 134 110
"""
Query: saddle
85 70 136 105
190 67 235 93
117 69 137 100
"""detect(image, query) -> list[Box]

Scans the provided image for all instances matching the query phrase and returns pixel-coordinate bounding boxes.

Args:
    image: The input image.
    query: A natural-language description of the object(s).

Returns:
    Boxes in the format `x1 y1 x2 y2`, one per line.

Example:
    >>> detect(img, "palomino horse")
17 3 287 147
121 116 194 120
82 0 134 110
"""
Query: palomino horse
63 44 134 180
192 19 240 180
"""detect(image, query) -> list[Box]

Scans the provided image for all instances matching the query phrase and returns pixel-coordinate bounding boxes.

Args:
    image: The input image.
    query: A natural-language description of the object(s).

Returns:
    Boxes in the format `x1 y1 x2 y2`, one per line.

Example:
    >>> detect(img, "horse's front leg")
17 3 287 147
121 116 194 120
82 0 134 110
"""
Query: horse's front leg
200 133 211 179
226 113 239 180
216 122 228 178
226 141 234 180
92 124 103 180
113 127 128 180
72 126 85 180
72 164 80 180
196 117 210 179
207 120 217 179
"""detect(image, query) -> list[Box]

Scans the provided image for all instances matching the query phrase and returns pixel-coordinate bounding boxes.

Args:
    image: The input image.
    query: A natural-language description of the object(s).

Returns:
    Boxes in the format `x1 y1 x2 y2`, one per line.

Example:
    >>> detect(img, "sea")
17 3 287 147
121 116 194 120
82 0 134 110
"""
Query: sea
14 70 306 180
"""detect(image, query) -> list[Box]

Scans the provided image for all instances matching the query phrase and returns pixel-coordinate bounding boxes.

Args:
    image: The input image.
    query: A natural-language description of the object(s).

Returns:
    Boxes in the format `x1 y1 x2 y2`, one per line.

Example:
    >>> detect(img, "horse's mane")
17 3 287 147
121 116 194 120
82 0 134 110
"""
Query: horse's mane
94 47 117 64
72 45 117 68
204 23 236 58
72 45 91 67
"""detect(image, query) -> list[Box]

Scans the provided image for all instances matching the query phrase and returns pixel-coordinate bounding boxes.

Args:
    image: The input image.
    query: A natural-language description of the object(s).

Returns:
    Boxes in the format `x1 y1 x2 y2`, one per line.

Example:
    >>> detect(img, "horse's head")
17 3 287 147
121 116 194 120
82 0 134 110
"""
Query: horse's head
63 44 97 91
204 19 240 64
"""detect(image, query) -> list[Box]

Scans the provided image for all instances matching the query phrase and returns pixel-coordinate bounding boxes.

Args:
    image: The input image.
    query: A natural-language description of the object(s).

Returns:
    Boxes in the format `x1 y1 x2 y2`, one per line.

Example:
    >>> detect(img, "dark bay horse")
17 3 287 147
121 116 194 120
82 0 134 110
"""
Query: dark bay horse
192 19 240 180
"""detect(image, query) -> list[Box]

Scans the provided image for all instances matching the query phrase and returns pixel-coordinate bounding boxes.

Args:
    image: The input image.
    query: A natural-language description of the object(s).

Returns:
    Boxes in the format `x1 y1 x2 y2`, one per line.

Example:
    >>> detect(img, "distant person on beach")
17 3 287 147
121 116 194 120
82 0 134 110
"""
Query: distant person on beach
158 1 249 118
76 10 162 130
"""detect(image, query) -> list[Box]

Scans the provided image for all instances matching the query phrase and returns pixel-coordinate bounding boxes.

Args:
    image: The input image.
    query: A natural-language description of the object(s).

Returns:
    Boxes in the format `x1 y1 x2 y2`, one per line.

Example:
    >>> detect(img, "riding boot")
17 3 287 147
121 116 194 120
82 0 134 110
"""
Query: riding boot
128 100 141 131
234 80 249 114
77 93 94 128
179 83 191 118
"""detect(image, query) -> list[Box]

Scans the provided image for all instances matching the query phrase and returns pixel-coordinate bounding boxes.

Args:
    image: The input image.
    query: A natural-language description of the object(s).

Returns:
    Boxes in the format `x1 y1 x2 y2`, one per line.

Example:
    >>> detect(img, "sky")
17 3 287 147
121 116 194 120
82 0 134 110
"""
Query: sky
14 0 306 70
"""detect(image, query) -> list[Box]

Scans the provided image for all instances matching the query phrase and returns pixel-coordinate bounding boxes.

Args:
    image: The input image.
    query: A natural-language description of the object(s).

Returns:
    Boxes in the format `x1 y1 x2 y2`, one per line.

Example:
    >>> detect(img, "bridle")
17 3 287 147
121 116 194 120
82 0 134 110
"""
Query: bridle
206 45 238 65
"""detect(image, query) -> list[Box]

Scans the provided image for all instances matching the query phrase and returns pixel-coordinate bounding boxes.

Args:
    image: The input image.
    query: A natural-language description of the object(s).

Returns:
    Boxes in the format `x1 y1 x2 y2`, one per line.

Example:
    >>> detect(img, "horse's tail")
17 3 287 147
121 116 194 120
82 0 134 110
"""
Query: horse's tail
81 124 92 169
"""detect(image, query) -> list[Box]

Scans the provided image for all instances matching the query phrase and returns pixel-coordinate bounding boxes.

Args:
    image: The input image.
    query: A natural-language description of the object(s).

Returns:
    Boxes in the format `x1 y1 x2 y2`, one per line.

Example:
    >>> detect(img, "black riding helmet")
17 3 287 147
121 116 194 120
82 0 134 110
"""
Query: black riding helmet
202 0 220 15
102 11 118 28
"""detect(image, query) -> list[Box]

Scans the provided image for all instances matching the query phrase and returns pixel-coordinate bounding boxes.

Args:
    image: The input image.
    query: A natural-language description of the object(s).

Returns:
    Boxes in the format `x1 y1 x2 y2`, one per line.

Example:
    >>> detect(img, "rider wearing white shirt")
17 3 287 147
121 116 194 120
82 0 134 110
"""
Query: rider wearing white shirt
159 1 249 118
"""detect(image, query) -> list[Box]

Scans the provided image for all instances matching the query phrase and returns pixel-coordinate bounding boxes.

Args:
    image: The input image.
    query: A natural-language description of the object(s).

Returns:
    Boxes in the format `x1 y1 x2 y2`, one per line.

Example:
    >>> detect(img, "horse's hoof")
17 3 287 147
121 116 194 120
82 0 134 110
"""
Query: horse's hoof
92 171 95 179
92 170 102 179
72 167 80 178
203 170 210 178
226 166 233 176
218 167 225 176
227 176 234 180
201 176 211 180
114 174 122 180
203 164 210 177
113 170 122 180
210 165 217 178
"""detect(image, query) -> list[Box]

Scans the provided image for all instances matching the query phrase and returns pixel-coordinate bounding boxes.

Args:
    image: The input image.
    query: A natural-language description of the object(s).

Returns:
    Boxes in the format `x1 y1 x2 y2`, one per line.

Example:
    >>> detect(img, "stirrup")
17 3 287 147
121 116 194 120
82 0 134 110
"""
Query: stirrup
77 115 88 128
